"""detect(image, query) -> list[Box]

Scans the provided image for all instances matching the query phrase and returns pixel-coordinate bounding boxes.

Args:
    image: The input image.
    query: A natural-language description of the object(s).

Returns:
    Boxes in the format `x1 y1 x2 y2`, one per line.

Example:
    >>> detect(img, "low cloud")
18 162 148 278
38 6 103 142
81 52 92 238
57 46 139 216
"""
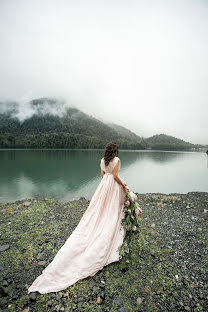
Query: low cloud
0 0 207 143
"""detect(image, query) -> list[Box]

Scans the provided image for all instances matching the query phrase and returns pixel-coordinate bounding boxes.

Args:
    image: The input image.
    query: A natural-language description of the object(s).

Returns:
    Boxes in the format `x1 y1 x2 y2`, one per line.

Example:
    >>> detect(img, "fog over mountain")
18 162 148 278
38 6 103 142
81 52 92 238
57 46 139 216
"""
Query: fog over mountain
0 98 71 122
1 97 202 150
0 0 207 144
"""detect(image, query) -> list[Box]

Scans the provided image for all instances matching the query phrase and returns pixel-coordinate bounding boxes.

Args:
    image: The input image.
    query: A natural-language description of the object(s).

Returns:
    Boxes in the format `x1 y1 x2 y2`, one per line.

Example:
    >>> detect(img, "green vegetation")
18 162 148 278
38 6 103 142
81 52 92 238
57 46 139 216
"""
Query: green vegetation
0 192 207 311
144 133 201 151
0 97 205 150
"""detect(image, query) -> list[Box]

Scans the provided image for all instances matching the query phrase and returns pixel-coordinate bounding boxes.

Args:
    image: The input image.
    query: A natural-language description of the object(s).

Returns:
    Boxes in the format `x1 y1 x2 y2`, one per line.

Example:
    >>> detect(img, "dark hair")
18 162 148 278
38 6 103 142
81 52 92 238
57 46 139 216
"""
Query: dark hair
104 141 119 166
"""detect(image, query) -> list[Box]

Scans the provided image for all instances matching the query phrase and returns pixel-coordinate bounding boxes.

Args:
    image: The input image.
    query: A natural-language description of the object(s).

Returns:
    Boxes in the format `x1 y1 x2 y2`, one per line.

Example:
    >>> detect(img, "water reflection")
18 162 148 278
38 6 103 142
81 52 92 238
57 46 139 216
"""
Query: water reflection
0 149 207 202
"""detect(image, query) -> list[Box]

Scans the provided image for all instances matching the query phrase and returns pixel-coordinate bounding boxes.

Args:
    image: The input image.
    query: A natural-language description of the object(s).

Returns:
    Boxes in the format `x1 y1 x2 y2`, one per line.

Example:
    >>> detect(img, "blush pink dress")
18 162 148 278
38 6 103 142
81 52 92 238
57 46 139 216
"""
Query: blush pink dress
28 156 126 294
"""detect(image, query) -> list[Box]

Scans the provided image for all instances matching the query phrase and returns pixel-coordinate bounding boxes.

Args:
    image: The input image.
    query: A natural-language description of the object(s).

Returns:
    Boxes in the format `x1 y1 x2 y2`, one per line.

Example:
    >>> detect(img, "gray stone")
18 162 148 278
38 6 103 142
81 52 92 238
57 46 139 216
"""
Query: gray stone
78 296 85 302
113 295 123 307
29 292 37 301
93 286 100 294
191 216 198 221
38 260 46 266
55 304 61 311
137 297 143 304
2 280 8 287
99 291 105 299
0 245 10 252
47 301 53 307
179 301 184 307
118 307 129 312
0 297 8 306
23 201 31 207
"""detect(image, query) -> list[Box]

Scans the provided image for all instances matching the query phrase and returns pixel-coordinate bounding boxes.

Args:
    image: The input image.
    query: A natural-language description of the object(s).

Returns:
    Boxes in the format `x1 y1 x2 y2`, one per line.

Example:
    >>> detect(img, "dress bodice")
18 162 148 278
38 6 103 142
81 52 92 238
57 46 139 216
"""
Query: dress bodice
100 156 120 174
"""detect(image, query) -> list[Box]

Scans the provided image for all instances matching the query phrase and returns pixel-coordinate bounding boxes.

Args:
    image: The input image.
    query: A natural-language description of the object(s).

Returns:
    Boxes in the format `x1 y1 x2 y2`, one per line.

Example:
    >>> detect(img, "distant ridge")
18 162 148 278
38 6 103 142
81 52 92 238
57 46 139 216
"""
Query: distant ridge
0 97 205 150
107 123 142 142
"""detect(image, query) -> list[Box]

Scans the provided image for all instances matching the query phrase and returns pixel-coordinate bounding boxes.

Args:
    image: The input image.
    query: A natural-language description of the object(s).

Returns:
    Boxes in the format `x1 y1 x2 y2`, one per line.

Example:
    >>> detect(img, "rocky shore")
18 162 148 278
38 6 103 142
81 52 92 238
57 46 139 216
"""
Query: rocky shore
0 192 207 312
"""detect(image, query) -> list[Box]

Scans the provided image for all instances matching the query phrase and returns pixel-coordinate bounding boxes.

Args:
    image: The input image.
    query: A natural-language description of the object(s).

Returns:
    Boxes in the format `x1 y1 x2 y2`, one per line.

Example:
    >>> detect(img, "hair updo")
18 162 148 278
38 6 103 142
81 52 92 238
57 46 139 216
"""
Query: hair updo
104 141 119 166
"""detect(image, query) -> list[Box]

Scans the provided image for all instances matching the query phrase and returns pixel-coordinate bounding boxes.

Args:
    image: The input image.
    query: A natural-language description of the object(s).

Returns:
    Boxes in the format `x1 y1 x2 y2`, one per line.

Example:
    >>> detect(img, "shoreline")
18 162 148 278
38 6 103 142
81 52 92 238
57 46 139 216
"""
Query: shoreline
1 190 208 205
0 192 207 311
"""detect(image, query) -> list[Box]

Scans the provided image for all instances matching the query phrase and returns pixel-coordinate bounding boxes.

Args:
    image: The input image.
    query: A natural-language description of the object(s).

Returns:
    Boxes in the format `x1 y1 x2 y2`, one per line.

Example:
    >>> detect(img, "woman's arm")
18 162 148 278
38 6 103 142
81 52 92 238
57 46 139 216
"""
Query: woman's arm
113 160 130 192
101 169 105 178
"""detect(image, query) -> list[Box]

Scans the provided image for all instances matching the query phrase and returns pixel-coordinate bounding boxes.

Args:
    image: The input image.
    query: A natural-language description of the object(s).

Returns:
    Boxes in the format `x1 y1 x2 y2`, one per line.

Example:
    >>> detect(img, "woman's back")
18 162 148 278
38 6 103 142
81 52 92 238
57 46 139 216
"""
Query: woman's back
101 156 120 174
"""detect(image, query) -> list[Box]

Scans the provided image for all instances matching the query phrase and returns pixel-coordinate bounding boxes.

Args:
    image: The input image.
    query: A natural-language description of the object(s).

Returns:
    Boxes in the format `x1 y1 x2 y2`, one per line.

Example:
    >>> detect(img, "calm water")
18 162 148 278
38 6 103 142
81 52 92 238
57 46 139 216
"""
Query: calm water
0 149 207 203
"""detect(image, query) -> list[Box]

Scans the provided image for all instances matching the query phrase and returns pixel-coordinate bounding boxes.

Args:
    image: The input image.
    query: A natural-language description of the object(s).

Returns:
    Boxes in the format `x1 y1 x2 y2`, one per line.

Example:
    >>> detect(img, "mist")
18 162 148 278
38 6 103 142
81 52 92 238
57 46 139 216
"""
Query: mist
0 0 207 144
0 97 72 122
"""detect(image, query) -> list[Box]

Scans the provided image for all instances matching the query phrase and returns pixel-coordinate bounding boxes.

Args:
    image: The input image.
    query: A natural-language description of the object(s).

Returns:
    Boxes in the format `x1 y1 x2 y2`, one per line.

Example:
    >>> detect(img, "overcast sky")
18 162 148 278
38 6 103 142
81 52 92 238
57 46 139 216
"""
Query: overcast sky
0 0 207 144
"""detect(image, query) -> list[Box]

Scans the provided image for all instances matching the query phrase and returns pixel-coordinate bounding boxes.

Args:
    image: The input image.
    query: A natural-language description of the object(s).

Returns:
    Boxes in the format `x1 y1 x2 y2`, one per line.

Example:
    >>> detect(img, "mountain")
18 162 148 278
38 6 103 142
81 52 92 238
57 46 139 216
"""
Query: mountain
107 123 142 143
144 133 195 150
0 98 145 149
0 97 203 151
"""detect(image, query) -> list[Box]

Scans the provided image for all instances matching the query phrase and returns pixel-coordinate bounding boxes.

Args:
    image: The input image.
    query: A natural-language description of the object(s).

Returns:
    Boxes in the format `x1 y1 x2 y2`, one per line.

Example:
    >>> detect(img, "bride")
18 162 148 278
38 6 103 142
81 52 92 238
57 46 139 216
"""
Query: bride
28 141 130 294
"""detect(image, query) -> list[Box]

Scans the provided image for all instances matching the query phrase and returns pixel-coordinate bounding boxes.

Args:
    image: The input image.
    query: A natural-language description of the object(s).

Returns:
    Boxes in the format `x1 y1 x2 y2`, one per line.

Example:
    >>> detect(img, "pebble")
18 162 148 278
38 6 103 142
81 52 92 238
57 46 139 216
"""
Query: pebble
2 280 8 287
78 296 85 302
29 292 37 301
47 300 53 306
136 297 143 304
118 307 129 312
179 300 184 307
55 304 61 311
191 216 199 221
38 260 46 266
97 296 103 304
23 201 31 207
113 295 123 307
0 245 10 252
0 298 7 306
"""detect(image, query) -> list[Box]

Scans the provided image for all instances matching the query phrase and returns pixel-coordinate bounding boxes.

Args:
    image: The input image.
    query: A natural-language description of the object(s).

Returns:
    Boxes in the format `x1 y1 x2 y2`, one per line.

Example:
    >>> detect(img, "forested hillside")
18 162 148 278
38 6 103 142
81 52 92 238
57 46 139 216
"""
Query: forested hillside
0 98 203 150
144 134 196 150
108 123 142 142
0 98 146 149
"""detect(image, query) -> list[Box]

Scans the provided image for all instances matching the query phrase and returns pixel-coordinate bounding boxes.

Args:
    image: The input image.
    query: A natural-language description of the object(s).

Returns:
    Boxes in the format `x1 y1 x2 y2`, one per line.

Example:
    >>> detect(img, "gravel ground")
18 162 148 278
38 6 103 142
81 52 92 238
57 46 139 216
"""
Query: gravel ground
0 191 207 312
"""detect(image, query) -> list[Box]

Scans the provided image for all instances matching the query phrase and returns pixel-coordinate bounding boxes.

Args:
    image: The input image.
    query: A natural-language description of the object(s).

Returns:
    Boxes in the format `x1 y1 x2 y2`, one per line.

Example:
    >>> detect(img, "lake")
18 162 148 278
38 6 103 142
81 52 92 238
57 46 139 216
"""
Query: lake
0 149 207 203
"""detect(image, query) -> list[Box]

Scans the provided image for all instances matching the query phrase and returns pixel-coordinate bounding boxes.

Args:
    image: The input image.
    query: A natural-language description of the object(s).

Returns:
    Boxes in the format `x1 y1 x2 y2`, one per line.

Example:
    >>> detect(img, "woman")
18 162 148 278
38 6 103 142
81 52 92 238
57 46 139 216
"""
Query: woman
28 141 130 294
